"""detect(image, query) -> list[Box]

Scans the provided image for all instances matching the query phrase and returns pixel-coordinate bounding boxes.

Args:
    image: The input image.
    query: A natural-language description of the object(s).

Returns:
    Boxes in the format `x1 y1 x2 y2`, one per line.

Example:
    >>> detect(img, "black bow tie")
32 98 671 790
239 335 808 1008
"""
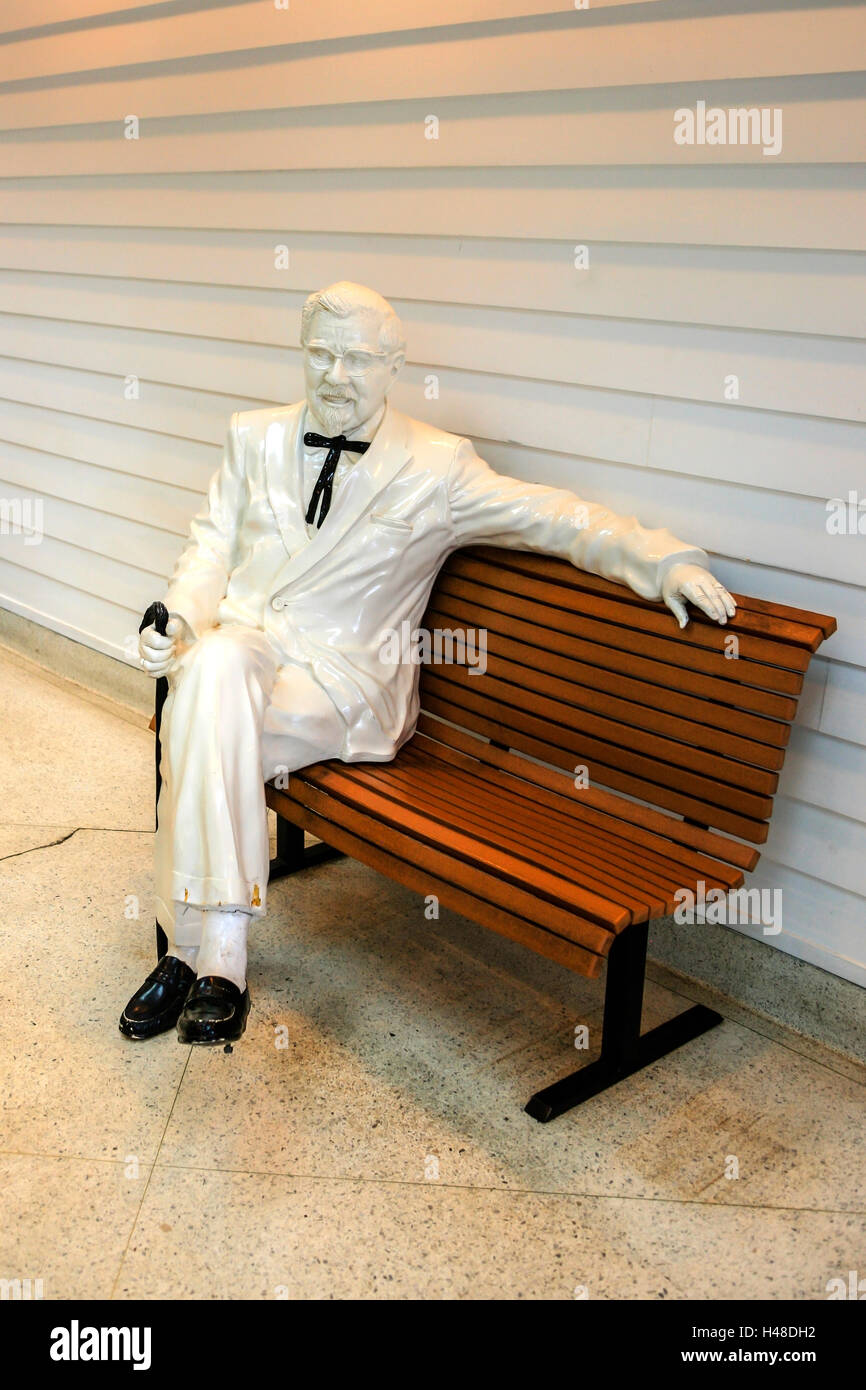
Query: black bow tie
304 431 371 529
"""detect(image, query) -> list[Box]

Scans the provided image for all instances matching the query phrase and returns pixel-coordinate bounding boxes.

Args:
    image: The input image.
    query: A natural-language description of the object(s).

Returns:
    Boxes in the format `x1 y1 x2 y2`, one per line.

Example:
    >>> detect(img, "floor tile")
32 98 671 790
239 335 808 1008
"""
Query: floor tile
0 652 152 829
115 1164 865 1301
157 858 866 1213
0 826 188 1162
0 1153 151 1300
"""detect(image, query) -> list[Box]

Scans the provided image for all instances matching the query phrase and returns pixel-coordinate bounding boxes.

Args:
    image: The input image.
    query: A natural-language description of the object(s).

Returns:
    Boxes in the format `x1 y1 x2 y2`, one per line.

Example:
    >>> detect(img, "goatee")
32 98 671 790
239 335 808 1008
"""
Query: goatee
314 399 356 437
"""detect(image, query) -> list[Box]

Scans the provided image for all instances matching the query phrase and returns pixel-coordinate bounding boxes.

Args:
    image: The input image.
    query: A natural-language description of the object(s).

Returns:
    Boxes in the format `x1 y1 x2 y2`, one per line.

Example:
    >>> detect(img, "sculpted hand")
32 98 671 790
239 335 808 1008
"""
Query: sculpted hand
661 563 736 629
138 613 194 678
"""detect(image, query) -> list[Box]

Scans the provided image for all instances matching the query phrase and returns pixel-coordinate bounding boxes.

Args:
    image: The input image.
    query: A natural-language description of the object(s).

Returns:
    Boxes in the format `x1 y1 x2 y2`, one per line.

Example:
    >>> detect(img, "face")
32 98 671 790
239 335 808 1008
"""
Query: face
303 307 404 437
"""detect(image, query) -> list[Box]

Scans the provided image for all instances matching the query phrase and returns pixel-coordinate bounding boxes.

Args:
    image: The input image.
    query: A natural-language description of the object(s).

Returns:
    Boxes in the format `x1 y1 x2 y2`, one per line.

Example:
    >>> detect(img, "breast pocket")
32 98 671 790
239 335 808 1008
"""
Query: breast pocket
369 512 414 536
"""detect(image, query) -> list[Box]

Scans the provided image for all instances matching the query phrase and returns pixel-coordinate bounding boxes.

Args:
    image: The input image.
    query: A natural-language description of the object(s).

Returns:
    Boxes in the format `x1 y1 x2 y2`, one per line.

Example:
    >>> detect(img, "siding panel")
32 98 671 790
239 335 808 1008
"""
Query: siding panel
0 167 862 250
0 5 859 115
3 80 864 175
2 299 863 421
0 232 862 338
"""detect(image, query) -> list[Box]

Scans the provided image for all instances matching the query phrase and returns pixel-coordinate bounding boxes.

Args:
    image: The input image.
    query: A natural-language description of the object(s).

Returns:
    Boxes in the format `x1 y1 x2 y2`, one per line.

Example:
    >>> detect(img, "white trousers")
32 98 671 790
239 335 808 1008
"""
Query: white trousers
153 624 346 940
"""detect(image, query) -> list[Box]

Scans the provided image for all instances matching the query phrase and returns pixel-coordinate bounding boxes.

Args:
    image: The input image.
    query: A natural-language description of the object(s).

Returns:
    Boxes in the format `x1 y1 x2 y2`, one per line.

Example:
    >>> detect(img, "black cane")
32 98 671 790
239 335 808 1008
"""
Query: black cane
139 600 170 961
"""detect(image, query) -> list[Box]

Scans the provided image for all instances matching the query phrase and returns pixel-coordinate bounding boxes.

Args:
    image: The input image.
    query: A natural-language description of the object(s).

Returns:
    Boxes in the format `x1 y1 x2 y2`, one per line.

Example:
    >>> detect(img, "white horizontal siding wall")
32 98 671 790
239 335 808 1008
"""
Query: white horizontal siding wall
0 0 863 983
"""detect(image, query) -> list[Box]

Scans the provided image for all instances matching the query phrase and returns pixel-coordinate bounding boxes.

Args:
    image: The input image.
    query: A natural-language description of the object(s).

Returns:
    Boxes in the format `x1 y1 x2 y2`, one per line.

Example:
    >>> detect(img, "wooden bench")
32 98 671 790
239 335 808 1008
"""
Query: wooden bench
146 546 835 1122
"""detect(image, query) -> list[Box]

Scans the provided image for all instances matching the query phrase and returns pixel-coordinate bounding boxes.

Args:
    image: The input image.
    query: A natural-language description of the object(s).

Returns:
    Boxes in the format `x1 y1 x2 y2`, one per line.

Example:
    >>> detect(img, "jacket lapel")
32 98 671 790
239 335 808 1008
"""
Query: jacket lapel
264 402 308 556
278 405 414 588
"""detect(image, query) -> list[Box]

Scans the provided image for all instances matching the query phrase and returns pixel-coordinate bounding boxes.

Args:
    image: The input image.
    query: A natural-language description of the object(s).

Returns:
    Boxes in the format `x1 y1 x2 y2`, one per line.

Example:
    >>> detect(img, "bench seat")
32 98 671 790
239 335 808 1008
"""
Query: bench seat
277 723 752 981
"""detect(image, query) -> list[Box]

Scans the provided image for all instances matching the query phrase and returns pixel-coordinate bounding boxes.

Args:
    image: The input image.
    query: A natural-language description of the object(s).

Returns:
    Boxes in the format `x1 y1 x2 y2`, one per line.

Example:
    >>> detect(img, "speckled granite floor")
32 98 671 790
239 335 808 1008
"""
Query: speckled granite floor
1 646 864 1300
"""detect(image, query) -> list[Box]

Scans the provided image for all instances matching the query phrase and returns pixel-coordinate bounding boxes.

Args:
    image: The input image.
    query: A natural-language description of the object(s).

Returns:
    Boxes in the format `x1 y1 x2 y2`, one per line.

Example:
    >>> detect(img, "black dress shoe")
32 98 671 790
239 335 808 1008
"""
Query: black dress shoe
119 955 195 1040
176 975 251 1045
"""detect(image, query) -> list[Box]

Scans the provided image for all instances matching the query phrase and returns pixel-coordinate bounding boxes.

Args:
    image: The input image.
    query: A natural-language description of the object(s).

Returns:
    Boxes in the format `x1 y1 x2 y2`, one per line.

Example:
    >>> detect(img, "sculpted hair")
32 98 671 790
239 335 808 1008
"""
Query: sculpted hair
300 282 406 355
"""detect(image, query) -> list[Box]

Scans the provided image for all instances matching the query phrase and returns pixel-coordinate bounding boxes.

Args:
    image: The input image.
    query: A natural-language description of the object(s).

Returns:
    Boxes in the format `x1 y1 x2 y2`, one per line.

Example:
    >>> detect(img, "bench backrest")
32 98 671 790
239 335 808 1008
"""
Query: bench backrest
420 545 836 849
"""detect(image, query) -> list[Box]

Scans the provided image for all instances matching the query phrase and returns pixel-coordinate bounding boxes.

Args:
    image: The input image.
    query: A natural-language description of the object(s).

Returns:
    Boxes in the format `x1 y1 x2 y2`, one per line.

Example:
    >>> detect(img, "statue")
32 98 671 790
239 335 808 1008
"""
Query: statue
120 282 735 1045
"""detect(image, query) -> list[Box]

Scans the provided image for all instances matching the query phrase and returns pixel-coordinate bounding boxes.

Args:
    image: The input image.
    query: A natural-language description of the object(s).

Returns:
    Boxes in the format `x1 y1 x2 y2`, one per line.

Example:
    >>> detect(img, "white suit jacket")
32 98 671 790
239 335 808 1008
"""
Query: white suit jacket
164 402 707 760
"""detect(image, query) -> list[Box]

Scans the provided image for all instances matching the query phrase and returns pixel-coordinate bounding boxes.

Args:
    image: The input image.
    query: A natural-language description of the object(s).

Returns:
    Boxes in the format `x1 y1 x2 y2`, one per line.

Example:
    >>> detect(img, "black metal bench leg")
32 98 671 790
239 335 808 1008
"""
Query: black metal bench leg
524 922 723 1123
268 811 345 882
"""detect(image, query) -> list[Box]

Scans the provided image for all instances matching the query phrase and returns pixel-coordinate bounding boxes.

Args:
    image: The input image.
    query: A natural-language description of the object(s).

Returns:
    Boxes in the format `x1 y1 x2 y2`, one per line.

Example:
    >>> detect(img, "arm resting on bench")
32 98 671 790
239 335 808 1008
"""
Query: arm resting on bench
447 438 734 625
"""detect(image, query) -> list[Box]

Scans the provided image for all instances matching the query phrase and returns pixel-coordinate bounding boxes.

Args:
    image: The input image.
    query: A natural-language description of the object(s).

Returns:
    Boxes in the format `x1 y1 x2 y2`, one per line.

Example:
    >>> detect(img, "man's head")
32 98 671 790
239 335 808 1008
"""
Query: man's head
301 282 406 437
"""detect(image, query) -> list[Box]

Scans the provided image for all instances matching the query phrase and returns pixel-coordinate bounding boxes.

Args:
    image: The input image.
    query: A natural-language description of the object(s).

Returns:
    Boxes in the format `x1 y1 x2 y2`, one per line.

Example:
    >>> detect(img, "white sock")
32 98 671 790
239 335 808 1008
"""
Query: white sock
196 908 250 992
166 902 202 970
166 942 198 970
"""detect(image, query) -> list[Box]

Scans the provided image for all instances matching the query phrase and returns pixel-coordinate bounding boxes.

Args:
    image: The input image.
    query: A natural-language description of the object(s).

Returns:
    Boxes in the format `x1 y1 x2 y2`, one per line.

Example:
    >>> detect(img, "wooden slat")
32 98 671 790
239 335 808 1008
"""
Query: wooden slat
422 666 780 802
449 553 812 671
335 760 665 922
383 751 739 905
264 784 605 979
425 594 798 724
425 599 795 735
421 692 771 843
300 761 630 935
434 575 805 698
406 735 747 888
423 609 789 765
725 593 838 644
281 774 616 958
414 715 761 870
347 754 698 909
469 546 833 652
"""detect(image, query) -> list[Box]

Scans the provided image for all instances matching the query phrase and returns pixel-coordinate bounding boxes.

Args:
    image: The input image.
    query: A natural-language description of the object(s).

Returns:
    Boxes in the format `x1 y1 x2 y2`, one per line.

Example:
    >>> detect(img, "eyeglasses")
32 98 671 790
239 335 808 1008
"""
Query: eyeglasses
304 344 391 377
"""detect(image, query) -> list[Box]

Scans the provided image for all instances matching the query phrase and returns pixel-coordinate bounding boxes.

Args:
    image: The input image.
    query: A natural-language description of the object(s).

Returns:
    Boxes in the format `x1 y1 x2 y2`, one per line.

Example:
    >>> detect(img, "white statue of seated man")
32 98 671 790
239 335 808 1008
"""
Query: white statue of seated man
120 281 735 1045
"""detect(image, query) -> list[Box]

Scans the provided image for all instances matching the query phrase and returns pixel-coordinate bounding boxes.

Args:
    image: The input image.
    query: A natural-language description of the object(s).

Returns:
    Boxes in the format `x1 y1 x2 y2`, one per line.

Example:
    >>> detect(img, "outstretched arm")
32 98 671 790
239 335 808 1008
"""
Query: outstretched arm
448 439 735 627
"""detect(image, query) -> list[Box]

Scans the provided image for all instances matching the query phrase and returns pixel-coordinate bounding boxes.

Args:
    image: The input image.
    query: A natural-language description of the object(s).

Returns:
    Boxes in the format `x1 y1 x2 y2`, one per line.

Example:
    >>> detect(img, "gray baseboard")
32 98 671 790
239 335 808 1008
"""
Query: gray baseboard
2 607 862 1067
0 607 152 717
647 917 865 1068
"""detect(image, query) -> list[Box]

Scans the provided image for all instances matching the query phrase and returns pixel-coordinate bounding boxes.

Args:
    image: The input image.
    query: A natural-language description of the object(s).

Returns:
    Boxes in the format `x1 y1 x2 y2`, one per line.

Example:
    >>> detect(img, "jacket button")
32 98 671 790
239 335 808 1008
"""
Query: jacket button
271 597 285 611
